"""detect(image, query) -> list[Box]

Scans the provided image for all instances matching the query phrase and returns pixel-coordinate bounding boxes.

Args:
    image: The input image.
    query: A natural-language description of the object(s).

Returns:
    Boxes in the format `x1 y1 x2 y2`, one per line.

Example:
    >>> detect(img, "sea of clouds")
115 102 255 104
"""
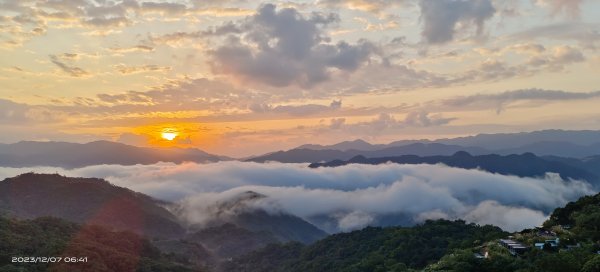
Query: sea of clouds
0 162 595 232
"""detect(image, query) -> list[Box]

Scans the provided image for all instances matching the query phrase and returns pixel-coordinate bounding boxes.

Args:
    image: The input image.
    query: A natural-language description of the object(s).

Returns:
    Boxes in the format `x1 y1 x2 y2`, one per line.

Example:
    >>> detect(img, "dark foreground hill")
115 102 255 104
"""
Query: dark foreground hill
0 216 197 272
0 140 229 168
0 173 184 239
309 152 599 185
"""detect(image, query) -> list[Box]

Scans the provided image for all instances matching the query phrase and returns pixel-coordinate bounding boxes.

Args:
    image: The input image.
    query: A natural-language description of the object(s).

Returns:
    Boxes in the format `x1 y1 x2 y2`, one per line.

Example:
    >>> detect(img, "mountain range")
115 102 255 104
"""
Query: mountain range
0 140 230 168
298 130 600 152
308 152 600 186
249 130 600 163
2 130 600 168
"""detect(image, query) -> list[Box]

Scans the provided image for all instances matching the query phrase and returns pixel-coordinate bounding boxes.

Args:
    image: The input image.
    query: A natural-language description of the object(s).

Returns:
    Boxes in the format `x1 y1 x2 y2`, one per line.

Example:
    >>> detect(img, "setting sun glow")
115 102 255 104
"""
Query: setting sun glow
161 132 178 141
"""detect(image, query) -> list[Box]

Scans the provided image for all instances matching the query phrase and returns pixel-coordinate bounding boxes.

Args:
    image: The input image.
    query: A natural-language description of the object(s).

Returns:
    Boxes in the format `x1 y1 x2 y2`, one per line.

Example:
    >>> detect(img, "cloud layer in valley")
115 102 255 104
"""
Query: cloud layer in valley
0 162 594 232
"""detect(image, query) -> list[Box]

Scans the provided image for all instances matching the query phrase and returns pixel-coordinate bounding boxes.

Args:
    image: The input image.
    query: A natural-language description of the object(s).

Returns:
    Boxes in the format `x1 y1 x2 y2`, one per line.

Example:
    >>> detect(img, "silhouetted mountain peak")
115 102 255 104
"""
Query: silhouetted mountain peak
452 151 472 157
186 190 327 245
349 155 369 163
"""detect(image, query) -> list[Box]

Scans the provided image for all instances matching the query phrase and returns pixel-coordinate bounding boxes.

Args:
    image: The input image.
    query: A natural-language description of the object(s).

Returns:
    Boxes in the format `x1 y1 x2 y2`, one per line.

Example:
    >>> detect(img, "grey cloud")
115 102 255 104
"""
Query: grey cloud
114 64 171 74
537 0 583 17
49 55 89 77
0 99 29 124
329 118 346 129
140 2 187 15
150 22 242 45
6 0 225 34
419 0 496 44
510 43 546 54
318 0 412 13
208 4 377 88
249 100 342 116
452 45 585 85
508 22 600 49
96 91 151 104
525 45 585 71
358 111 456 130
80 0 139 27
109 45 154 53
552 45 585 64
0 99 66 124
0 162 593 232
404 111 457 127
443 88 600 113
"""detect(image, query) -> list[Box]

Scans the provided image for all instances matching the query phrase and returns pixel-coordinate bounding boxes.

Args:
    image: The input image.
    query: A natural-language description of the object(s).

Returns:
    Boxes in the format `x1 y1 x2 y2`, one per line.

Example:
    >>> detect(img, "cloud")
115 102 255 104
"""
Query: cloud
442 88 600 113
0 162 593 232
508 22 600 49
49 55 89 77
355 112 456 131
0 99 29 124
535 0 583 17
329 118 346 129
510 43 546 54
0 99 66 124
108 45 154 53
403 111 457 127
140 2 188 16
419 0 496 44
114 64 171 75
92 77 257 110
249 100 342 116
551 45 585 64
149 22 242 46
208 4 377 88
318 0 411 13
463 201 547 231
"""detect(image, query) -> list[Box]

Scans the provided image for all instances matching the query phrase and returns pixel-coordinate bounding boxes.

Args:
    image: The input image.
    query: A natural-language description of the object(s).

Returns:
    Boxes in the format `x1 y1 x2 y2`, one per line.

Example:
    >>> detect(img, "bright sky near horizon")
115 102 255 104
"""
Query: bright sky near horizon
1 0 599 157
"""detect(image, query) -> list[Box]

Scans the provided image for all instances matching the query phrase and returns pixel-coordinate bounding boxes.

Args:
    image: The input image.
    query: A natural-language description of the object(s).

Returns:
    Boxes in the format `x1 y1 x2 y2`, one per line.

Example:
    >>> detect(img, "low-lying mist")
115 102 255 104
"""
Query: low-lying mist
0 162 594 232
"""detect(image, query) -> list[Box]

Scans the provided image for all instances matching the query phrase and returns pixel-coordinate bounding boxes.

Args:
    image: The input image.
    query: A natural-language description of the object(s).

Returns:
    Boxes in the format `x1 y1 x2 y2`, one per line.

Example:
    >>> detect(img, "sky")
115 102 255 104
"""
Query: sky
1 0 600 157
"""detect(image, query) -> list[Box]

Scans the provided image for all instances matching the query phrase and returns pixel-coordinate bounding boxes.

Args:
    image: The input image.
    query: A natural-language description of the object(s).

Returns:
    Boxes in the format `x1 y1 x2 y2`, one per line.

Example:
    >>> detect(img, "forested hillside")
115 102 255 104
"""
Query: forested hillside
224 192 600 272
0 216 197 272
222 220 507 272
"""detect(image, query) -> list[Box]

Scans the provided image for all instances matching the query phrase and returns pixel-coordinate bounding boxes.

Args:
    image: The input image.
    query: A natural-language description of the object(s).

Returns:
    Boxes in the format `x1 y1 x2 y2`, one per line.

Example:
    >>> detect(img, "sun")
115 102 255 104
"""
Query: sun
161 131 178 141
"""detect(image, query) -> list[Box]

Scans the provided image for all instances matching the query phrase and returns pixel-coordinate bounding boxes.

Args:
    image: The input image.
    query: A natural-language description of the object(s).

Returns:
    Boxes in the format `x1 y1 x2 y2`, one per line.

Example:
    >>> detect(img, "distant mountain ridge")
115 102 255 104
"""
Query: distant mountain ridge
251 130 600 162
4 130 600 168
0 140 230 168
247 143 489 163
300 130 600 151
308 152 600 186
298 139 378 151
